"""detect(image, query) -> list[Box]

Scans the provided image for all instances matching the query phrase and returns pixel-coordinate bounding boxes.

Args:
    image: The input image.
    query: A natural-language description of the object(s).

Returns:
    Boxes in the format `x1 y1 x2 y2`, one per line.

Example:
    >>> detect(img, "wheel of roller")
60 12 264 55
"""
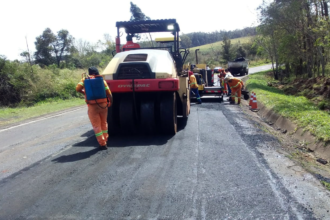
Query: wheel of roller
140 96 156 135
119 95 136 134
107 103 119 136
159 92 177 135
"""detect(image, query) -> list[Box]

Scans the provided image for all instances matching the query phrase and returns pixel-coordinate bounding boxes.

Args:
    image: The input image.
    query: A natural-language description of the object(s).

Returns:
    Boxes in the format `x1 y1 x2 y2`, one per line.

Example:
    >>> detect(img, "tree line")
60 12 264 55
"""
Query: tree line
19 28 116 70
180 27 257 48
257 0 330 80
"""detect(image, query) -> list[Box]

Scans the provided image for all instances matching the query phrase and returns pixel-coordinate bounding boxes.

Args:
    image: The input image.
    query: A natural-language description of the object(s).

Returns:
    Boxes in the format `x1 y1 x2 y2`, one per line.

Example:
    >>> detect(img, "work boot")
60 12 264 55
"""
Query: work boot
229 100 236 104
196 102 202 104
99 144 108 150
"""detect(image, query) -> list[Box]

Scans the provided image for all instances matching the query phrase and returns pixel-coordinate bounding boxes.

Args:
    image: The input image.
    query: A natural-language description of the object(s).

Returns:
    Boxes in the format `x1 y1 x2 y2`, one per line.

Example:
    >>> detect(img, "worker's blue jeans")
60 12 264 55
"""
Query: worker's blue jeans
191 88 202 103
227 83 231 95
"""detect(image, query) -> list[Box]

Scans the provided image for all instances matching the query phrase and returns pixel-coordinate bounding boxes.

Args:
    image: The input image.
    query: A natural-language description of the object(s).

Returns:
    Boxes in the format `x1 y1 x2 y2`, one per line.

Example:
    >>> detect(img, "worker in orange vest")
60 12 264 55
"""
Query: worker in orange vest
189 71 202 104
224 69 233 96
122 34 140 51
218 69 228 95
76 67 113 149
224 76 244 104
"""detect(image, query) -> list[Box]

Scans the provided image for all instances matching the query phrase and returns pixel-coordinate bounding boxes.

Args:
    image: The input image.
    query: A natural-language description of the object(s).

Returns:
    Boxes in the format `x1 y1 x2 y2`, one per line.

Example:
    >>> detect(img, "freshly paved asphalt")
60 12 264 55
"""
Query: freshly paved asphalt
0 89 318 219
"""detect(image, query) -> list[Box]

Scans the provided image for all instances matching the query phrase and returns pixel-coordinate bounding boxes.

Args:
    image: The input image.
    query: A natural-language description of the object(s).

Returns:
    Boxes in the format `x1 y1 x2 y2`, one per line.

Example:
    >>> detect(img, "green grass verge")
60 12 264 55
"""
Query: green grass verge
246 71 330 142
321 181 330 191
0 98 85 127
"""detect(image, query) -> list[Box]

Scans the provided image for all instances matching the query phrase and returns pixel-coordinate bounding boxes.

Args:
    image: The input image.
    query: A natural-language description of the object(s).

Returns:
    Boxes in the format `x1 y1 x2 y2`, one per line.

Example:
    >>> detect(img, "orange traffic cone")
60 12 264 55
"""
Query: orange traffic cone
251 92 258 111
249 92 254 106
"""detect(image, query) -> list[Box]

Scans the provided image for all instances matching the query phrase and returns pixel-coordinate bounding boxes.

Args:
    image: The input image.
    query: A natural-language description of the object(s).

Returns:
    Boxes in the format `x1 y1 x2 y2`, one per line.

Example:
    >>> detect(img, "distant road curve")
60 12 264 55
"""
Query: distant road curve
248 64 273 75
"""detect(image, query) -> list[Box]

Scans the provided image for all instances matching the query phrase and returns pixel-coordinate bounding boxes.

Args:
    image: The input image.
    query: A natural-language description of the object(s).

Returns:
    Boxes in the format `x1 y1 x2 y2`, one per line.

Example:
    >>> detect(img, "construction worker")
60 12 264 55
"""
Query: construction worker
122 34 140 51
218 69 228 95
224 69 233 96
189 71 202 104
76 67 113 149
224 76 244 105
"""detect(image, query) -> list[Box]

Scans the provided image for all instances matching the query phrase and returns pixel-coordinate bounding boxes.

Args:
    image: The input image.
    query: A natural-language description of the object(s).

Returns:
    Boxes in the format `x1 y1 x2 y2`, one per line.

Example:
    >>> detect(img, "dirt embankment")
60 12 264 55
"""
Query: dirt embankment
242 75 330 181
272 76 330 111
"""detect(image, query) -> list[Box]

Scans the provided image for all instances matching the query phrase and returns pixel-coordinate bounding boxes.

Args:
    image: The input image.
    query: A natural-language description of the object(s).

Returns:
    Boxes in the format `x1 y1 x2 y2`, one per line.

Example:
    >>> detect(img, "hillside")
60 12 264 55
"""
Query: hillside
190 36 254 53
184 36 258 68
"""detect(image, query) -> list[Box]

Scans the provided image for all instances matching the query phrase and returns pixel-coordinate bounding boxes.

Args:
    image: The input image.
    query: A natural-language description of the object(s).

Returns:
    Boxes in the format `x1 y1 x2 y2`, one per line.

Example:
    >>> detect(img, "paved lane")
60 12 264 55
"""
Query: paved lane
249 64 273 74
0 101 319 219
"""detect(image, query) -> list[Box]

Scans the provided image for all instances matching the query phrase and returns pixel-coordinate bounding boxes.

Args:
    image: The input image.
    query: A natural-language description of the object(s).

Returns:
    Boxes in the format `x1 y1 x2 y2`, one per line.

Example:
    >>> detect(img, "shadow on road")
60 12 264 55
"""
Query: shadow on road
70 117 188 149
52 148 100 163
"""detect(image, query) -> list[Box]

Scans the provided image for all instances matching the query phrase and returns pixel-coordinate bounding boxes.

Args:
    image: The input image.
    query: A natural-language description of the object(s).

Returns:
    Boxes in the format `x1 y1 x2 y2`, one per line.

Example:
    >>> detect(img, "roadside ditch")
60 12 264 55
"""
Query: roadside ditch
241 76 330 189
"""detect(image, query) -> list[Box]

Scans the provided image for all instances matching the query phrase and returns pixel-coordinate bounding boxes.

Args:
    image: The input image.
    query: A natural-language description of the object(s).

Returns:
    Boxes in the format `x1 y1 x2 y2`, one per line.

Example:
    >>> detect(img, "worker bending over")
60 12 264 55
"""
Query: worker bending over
224 69 233 96
76 67 113 149
189 71 202 104
218 69 228 95
224 76 244 105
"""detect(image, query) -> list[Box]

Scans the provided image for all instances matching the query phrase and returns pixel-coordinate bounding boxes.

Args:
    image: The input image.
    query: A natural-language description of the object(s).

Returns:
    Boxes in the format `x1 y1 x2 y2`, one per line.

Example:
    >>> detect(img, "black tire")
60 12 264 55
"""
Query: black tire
160 92 177 135
140 96 156 135
119 95 136 134
107 104 119 136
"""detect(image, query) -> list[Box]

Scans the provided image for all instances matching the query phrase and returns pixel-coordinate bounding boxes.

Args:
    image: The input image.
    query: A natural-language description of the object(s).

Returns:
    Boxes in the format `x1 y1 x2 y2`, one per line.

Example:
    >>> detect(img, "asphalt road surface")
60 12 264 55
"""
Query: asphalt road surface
0 65 329 219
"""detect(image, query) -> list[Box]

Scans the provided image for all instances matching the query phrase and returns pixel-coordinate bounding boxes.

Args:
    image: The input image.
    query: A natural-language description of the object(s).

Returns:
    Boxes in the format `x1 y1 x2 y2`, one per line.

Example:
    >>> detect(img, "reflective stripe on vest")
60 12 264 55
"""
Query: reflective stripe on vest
232 80 242 88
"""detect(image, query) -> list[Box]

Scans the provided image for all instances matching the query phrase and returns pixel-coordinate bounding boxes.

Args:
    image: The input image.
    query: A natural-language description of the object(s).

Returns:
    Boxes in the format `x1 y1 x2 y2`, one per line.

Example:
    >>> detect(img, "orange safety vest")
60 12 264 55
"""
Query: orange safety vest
189 75 199 89
227 78 243 89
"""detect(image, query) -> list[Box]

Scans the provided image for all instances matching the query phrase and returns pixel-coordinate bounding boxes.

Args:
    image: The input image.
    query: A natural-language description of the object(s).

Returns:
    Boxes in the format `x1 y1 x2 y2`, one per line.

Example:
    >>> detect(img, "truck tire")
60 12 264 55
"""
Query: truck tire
107 103 119 136
160 92 177 135
140 96 156 135
119 94 136 134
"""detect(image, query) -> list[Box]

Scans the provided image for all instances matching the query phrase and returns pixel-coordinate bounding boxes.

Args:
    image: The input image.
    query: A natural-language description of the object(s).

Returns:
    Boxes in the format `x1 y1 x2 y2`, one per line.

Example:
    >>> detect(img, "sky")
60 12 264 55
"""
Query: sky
0 0 265 61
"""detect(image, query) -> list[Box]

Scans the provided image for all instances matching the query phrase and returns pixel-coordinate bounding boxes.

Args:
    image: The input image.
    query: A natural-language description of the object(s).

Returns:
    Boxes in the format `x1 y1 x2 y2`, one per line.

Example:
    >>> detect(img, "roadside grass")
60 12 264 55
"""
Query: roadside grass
186 36 269 69
321 181 330 190
246 71 330 142
0 98 85 127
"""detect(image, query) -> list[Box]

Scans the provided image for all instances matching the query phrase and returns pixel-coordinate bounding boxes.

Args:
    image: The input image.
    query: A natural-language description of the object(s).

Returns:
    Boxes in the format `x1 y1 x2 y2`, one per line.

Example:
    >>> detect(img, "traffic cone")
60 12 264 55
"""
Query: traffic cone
249 92 254 106
251 92 258 111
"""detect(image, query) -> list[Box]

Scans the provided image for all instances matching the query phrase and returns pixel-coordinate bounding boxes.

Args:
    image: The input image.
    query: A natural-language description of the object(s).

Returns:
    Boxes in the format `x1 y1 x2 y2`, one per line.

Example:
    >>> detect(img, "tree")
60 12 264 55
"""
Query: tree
129 2 150 21
34 28 56 66
257 0 330 79
222 34 232 62
236 46 247 58
53 30 74 67
129 2 151 42
34 28 74 67
181 35 192 48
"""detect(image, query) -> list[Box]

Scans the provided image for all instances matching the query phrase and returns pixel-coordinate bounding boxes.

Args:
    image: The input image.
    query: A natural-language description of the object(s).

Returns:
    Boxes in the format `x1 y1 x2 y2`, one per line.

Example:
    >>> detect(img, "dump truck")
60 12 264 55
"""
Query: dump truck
101 19 190 135
228 57 249 76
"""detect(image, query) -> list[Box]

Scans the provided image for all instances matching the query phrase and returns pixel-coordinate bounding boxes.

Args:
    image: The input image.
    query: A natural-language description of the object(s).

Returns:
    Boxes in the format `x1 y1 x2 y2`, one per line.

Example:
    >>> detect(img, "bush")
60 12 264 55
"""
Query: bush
0 56 84 107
